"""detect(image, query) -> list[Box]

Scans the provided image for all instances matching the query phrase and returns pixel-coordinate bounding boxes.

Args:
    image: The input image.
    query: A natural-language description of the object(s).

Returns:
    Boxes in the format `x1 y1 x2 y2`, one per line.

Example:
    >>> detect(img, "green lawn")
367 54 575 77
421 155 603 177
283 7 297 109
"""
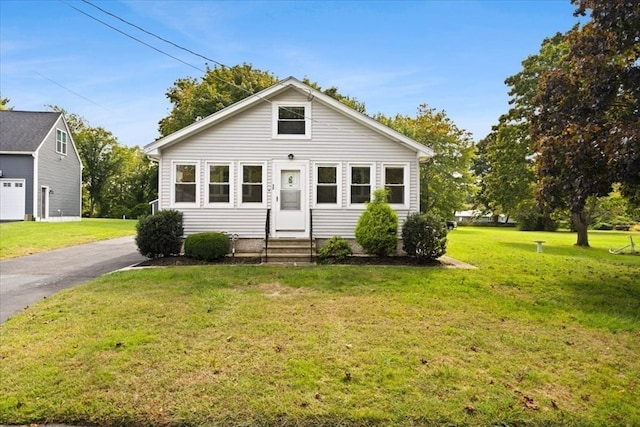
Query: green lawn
0 218 137 259
0 228 638 426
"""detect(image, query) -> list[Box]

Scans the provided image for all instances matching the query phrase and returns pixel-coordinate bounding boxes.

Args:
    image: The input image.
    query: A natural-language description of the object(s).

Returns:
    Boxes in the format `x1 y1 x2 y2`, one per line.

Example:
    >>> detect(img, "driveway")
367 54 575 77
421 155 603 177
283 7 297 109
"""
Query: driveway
0 236 146 323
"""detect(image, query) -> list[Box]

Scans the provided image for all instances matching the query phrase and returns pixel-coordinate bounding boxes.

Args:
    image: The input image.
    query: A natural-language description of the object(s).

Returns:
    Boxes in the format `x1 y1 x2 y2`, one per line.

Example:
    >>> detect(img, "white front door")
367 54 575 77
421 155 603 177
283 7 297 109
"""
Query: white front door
273 161 307 236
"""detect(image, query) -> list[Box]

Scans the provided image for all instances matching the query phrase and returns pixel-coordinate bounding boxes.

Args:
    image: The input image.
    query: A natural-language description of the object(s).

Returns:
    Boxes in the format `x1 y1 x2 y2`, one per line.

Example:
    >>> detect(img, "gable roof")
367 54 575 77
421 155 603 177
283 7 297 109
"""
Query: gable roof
144 76 434 160
0 110 64 153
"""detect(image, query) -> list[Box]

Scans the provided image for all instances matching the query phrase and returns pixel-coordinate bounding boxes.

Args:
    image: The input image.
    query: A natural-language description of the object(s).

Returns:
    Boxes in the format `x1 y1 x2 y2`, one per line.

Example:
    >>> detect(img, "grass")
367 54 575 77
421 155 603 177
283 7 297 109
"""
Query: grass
0 218 137 259
0 228 639 426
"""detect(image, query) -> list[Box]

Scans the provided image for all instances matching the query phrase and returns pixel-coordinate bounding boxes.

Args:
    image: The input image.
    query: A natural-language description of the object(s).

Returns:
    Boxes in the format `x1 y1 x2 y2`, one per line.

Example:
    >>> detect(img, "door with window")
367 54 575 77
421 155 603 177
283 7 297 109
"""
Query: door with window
273 161 307 235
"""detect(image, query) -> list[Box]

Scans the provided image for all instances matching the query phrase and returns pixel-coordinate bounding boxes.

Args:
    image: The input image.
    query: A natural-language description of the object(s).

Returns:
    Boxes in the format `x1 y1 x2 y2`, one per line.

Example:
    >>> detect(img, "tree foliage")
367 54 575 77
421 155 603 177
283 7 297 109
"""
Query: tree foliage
474 31 571 222
49 106 157 218
377 106 475 219
0 96 11 110
159 64 278 137
530 0 640 246
159 64 368 137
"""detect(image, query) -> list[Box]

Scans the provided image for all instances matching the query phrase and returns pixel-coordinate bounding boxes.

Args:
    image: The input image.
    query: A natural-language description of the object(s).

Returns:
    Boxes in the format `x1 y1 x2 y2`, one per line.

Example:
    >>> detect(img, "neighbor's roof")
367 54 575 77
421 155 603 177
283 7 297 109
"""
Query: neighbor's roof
0 110 62 153
144 76 434 160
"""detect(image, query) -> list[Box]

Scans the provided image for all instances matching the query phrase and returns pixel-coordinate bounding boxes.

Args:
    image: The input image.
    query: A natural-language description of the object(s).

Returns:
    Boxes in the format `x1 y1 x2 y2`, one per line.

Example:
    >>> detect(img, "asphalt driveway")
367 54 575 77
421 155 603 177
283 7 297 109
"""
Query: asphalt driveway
0 235 146 323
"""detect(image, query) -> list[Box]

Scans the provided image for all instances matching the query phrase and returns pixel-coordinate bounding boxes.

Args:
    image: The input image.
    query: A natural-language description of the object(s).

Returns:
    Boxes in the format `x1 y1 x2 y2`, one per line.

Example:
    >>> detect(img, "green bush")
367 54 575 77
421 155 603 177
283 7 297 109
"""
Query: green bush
355 189 398 256
401 213 447 260
135 209 184 258
318 235 353 261
516 205 558 231
184 232 230 261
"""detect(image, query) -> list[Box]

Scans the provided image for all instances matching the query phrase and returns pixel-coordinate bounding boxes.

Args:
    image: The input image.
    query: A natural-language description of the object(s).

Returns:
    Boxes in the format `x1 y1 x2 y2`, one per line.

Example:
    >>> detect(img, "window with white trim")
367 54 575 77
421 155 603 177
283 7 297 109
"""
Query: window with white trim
384 165 406 205
207 163 232 205
273 102 311 138
240 164 265 205
315 164 340 206
349 164 372 205
56 129 67 155
173 162 198 205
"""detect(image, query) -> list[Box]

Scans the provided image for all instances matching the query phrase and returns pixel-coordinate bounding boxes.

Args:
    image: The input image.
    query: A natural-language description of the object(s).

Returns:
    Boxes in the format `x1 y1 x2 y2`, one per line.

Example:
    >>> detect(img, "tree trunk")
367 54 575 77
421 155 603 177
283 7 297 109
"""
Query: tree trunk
571 210 590 247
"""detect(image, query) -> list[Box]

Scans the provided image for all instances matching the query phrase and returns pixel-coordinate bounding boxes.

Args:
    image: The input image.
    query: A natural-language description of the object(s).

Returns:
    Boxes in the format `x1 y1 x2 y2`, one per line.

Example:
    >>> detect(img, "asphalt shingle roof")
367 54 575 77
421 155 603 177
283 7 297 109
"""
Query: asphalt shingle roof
0 110 62 152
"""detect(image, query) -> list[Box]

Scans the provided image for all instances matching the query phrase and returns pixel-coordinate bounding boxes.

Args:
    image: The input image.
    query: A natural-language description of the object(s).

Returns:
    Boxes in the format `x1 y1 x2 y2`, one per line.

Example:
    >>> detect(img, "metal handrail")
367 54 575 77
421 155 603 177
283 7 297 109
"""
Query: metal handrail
264 208 271 263
309 208 313 263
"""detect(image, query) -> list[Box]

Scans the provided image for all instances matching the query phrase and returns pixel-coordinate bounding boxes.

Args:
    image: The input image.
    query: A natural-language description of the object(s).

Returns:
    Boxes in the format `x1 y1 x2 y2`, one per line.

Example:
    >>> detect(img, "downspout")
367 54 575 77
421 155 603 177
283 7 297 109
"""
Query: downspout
32 152 38 220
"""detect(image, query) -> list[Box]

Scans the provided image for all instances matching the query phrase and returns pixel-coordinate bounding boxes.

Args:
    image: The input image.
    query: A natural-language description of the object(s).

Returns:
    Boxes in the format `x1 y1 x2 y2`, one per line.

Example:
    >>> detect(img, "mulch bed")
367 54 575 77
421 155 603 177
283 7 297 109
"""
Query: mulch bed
136 255 442 267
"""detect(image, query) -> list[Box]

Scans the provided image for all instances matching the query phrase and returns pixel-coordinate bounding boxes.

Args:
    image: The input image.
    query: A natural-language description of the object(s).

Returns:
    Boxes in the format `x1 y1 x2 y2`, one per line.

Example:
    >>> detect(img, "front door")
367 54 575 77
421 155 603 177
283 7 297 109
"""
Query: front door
273 161 307 236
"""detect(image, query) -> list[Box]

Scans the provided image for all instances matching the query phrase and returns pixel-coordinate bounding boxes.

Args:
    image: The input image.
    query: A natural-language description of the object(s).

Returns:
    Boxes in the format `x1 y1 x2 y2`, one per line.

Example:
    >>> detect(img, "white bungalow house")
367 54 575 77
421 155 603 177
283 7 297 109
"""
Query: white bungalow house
144 77 433 260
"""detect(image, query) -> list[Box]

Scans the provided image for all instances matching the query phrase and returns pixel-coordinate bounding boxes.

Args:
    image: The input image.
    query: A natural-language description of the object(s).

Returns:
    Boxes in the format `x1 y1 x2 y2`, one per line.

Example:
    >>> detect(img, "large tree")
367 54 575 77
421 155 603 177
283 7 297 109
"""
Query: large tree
377 106 475 219
159 64 279 136
159 64 369 137
530 0 640 246
75 126 121 217
474 31 571 223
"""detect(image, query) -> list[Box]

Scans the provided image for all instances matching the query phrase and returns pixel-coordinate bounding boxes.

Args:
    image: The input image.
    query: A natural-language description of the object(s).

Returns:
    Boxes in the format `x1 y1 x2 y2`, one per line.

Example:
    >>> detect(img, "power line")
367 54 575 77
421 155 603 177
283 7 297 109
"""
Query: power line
81 0 228 70
62 0 375 139
62 0 205 74
33 71 110 110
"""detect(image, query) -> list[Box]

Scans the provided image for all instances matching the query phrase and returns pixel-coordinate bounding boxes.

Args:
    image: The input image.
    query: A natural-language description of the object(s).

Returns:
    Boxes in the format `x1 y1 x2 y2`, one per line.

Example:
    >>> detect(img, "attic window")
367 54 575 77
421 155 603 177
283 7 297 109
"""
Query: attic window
273 102 311 138
56 129 67 155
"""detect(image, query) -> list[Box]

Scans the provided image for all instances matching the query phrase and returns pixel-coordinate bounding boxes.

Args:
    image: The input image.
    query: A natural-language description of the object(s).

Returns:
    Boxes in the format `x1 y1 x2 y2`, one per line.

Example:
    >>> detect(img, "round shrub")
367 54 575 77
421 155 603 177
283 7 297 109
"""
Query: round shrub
135 209 183 258
355 189 398 256
184 232 230 261
401 212 447 260
318 235 353 261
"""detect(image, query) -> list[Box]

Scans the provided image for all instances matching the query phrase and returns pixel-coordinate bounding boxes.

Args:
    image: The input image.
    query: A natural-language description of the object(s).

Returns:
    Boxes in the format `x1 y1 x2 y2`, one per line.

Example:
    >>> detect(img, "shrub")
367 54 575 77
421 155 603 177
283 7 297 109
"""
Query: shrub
184 232 230 261
355 189 398 256
135 209 184 258
318 235 352 261
402 213 447 260
516 205 558 231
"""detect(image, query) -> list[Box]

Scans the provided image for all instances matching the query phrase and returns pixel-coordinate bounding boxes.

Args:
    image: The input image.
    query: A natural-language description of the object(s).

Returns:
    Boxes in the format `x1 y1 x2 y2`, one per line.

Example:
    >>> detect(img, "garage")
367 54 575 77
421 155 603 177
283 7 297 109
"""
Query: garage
0 179 26 221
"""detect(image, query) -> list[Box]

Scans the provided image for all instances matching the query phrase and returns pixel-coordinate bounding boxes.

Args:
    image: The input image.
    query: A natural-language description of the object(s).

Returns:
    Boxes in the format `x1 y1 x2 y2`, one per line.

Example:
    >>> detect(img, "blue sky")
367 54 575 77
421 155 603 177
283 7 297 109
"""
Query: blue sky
1 0 583 147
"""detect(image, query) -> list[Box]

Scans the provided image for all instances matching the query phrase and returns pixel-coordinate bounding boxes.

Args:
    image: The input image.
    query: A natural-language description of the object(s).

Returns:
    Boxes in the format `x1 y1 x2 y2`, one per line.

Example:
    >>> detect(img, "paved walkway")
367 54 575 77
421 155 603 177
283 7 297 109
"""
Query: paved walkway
0 236 146 323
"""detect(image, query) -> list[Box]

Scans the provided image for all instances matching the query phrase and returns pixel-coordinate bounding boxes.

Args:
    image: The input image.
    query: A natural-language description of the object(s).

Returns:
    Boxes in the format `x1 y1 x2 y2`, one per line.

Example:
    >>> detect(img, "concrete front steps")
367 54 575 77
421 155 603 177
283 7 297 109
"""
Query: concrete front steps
262 238 316 265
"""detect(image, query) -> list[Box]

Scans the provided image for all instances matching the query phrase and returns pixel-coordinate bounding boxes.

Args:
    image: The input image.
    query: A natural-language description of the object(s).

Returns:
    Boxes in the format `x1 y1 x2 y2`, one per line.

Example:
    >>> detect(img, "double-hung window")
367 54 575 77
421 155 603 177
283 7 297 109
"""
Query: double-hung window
56 129 67 155
240 163 265 206
384 165 407 205
207 163 232 206
349 164 373 205
315 164 340 207
273 102 311 138
173 162 198 205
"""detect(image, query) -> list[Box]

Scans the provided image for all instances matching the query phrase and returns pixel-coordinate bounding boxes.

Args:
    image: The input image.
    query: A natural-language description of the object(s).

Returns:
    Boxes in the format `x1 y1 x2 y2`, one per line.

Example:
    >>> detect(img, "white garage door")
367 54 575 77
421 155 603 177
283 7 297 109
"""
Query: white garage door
0 179 26 220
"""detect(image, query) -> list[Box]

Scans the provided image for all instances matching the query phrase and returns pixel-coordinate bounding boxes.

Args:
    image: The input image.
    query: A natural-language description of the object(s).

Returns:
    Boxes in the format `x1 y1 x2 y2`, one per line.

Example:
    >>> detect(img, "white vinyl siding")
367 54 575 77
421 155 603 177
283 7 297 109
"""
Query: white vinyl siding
156 90 420 238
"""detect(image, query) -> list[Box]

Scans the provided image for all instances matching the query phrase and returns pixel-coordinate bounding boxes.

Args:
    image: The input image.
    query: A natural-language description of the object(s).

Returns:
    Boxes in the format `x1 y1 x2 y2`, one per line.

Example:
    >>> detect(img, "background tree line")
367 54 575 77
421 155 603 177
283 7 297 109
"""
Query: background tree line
474 0 639 246
52 107 157 219
6 0 636 242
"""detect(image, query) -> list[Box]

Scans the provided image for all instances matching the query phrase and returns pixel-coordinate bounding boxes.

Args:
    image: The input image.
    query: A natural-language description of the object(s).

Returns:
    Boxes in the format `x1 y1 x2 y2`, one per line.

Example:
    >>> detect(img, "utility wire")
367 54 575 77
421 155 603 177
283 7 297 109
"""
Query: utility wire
81 0 228 70
63 0 205 74
63 0 377 139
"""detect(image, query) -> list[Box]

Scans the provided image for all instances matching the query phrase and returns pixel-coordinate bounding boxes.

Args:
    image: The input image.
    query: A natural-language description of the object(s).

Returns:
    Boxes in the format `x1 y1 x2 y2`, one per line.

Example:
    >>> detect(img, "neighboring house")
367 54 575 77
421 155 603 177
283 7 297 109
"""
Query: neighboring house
0 111 82 221
144 77 433 255
454 210 516 224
